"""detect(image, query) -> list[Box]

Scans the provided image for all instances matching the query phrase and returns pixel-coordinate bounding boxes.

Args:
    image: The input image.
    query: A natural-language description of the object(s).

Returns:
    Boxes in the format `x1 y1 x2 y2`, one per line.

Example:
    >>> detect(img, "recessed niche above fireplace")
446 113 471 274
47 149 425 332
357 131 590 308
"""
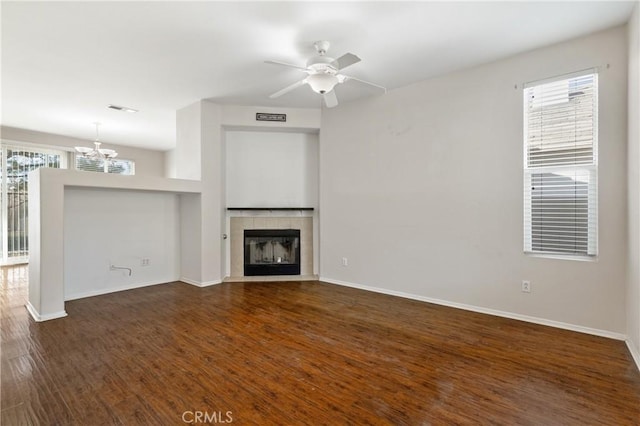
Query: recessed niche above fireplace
225 131 318 209
244 229 301 276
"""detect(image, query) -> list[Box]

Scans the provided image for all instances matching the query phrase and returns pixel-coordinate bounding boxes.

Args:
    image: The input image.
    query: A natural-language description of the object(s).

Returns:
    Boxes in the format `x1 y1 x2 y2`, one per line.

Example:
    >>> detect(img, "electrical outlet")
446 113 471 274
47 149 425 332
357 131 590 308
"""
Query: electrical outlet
141 258 150 267
342 257 348 267
522 280 531 293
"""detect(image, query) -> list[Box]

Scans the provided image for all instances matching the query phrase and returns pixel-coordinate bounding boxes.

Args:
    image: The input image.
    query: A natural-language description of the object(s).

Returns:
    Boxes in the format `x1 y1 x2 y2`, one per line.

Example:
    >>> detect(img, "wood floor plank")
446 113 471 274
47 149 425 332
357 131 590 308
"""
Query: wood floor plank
1 266 639 424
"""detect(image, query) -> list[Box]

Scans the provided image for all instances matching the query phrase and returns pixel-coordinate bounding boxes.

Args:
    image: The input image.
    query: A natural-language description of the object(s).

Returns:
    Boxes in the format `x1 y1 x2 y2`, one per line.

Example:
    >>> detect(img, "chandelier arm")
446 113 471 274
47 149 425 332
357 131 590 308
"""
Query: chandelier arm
74 122 118 163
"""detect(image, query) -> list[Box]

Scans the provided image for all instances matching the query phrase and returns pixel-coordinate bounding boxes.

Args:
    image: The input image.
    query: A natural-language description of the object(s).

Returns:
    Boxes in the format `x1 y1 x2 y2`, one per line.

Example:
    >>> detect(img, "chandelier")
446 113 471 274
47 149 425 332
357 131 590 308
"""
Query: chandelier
74 122 118 160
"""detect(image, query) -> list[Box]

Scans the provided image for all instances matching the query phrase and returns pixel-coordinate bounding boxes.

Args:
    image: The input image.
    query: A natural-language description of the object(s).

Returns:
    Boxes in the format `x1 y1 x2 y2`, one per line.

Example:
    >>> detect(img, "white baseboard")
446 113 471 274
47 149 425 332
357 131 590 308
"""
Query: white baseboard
65 279 174 301
626 339 640 372
320 276 627 341
180 277 222 287
25 301 67 322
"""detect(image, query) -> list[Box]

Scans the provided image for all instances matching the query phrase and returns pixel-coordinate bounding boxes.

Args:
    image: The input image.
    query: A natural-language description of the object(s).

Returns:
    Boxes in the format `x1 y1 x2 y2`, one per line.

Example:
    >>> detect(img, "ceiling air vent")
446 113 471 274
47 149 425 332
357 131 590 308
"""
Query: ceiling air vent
107 104 138 113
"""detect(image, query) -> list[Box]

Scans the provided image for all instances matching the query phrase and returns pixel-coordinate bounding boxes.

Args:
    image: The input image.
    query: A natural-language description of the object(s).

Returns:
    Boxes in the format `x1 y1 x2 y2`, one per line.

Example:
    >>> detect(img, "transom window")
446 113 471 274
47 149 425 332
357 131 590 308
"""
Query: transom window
75 156 135 175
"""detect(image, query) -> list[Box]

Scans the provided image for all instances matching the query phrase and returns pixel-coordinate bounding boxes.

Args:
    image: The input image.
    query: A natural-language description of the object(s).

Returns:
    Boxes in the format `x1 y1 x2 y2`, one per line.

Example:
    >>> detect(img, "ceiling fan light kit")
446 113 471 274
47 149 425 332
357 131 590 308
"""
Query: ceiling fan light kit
306 73 339 94
266 40 386 108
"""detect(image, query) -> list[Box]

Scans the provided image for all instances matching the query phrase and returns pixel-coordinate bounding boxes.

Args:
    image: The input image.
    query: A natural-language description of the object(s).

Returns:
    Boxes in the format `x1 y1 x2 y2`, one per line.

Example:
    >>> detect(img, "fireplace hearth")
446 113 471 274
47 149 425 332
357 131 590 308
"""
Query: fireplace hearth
244 229 301 276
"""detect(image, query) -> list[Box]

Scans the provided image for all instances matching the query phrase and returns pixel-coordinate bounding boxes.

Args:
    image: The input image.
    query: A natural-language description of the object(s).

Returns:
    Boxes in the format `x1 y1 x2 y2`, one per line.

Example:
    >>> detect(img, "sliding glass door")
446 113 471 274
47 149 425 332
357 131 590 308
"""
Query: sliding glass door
0 145 66 264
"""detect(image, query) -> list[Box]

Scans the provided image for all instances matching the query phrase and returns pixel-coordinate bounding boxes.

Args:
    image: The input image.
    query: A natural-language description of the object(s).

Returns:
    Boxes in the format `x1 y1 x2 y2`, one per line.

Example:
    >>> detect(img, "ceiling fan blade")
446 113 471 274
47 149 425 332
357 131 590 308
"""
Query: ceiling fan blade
323 90 338 108
342 75 387 93
269 79 307 99
264 60 308 71
330 53 361 70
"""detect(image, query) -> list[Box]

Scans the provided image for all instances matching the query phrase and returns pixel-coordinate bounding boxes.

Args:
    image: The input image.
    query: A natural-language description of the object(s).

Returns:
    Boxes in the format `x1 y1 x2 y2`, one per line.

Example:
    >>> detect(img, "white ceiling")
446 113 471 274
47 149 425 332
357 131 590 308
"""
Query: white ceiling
1 1 636 151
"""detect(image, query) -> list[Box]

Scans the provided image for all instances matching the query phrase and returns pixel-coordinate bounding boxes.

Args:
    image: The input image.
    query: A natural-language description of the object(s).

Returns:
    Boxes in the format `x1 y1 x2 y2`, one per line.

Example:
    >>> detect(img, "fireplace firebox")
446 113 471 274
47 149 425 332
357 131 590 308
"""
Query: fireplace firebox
244 229 301 276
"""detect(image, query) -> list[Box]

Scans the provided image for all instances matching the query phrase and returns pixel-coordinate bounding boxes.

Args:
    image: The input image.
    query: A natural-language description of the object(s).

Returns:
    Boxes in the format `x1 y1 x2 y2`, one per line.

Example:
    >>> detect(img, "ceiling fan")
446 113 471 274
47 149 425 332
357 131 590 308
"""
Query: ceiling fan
266 40 386 108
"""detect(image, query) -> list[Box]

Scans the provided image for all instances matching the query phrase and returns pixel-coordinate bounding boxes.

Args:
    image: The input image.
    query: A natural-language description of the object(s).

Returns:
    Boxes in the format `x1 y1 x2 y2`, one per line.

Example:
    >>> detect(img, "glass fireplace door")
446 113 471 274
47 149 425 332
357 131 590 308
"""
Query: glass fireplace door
244 229 301 276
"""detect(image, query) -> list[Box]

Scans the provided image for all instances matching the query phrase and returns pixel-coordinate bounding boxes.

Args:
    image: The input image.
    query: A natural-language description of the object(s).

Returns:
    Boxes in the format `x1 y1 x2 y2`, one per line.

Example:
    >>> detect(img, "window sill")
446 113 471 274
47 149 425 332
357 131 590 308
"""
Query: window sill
525 252 598 262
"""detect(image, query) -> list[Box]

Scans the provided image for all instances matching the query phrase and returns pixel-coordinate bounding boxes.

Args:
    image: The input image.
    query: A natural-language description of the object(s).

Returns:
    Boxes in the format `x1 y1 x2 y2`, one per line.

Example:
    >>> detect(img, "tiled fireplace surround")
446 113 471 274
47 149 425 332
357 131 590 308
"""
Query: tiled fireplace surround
229 215 314 279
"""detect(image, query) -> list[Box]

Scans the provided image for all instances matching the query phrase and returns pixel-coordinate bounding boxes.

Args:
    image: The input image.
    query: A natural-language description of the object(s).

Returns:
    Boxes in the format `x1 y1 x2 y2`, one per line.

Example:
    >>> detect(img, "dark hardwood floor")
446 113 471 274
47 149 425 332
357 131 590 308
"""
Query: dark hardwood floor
2 265 639 425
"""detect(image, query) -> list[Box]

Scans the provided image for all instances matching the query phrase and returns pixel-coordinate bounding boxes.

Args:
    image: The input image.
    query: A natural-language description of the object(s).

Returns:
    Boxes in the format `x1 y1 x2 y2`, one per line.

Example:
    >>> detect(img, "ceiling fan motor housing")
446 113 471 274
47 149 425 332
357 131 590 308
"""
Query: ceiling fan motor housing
307 56 336 72
308 40 337 74
313 40 331 55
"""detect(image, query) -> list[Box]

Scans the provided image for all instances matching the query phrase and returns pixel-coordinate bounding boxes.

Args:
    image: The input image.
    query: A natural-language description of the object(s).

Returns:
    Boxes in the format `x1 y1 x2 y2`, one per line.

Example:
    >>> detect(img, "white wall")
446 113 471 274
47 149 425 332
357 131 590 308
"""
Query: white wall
627 3 640 366
63 188 180 300
174 101 206 283
179 193 202 284
170 102 203 180
27 168 199 320
170 102 321 282
1 126 166 177
225 131 319 208
170 100 225 285
222 105 321 131
320 26 628 335
200 100 225 284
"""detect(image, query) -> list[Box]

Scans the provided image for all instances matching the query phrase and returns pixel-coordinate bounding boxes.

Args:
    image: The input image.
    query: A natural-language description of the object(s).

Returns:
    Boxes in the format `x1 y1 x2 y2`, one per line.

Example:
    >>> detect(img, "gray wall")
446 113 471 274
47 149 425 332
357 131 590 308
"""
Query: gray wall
1 126 166 177
225 130 319 208
319 26 628 335
64 187 180 300
627 4 640 363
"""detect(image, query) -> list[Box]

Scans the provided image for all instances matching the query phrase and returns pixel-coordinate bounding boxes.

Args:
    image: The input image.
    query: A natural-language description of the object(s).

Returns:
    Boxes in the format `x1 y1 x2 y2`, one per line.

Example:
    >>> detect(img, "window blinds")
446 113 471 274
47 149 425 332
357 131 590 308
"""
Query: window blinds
75 157 135 175
523 71 597 257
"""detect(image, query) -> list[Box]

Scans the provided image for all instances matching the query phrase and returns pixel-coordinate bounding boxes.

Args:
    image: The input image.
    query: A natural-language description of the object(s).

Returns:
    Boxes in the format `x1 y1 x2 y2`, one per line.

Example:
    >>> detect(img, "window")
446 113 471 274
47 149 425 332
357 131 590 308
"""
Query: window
523 71 598 257
0 145 66 264
75 156 135 175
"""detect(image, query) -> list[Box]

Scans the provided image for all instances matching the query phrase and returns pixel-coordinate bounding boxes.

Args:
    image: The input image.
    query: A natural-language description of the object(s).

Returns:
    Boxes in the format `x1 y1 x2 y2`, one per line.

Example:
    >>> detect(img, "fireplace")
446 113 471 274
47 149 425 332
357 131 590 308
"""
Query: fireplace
244 229 301 276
